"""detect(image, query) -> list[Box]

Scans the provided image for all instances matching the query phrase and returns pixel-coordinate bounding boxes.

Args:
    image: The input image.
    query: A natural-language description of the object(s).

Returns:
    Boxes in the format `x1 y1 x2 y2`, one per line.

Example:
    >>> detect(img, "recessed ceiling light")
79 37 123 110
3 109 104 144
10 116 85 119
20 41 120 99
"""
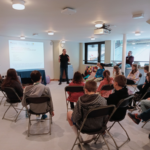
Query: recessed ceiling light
95 21 103 28
20 36 25 39
12 0 25 10
147 45 150 46
135 31 141 36
48 31 54 35
132 43 135 45
61 40 66 43
91 37 95 40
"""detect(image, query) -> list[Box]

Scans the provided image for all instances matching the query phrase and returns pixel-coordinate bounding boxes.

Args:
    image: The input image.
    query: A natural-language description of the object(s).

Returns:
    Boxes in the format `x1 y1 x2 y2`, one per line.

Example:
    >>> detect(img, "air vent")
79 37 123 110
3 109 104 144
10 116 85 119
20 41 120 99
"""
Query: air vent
61 7 76 15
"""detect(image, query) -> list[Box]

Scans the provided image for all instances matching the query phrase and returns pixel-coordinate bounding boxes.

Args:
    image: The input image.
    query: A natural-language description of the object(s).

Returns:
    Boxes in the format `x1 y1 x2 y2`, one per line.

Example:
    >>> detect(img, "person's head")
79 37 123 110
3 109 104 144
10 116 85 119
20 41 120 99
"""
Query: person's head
144 66 149 73
62 49 66 55
2 68 19 88
84 80 97 95
131 64 138 74
113 75 127 90
73 71 83 84
97 63 104 69
30 70 42 83
103 70 111 83
113 66 120 76
128 51 132 56
146 72 150 83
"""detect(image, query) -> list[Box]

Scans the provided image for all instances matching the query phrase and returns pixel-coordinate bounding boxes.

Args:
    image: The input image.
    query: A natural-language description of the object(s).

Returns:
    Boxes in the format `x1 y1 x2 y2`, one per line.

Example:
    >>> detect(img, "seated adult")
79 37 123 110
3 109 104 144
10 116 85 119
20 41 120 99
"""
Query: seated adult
67 71 85 110
67 80 107 143
127 64 139 85
1 69 23 100
118 51 134 69
106 75 129 120
97 70 113 98
22 70 54 119
113 66 122 79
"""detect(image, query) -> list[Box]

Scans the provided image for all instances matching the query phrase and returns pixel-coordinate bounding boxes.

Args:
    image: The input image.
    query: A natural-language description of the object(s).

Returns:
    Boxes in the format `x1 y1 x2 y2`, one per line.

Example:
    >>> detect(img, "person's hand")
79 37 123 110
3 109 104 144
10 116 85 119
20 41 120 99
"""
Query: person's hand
142 85 145 88
147 98 150 100
51 111 54 117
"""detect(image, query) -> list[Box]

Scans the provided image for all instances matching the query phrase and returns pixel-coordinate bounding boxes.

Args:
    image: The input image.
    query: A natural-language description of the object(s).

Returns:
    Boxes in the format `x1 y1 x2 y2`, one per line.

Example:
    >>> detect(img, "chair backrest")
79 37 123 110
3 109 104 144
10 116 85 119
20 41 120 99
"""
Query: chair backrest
26 96 50 104
3 87 21 102
117 95 134 108
100 84 114 92
65 86 84 93
140 87 150 101
80 105 116 132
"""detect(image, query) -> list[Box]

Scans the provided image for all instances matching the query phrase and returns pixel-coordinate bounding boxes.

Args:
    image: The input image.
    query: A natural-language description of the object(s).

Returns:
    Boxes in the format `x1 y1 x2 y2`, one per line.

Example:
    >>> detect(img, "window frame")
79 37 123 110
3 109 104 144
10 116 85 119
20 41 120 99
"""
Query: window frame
85 41 105 64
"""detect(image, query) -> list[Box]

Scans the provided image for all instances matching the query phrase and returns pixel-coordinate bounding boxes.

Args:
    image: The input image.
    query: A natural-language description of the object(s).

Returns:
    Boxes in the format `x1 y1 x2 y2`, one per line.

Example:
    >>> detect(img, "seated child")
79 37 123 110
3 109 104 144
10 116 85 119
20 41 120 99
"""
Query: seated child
67 72 85 109
113 66 122 79
22 70 54 119
67 80 107 143
97 70 113 98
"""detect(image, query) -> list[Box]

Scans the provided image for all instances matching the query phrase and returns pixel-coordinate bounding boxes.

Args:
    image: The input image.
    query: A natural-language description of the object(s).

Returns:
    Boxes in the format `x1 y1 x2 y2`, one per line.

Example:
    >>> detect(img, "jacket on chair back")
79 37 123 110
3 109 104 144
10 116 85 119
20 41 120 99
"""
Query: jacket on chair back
72 94 107 132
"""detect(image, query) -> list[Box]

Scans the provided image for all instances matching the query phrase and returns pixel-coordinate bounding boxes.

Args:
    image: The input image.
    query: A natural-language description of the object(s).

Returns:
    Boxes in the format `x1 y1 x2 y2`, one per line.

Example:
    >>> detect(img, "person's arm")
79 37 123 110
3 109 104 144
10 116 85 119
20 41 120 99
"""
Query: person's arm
72 99 82 123
97 81 104 92
68 56 70 62
59 56 61 62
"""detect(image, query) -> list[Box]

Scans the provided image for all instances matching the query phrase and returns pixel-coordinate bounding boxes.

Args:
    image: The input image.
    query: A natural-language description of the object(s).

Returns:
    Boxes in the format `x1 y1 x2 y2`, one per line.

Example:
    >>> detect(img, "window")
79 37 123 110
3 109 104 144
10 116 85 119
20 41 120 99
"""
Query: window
112 39 150 67
85 42 105 64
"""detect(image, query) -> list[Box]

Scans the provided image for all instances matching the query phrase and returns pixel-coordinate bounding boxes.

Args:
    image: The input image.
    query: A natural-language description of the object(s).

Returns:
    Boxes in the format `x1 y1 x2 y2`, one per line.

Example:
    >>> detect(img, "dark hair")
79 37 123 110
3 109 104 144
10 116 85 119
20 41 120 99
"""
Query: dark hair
85 80 97 92
131 64 138 74
2 69 20 89
73 71 83 84
30 71 41 83
100 63 104 69
146 72 150 83
103 70 111 83
114 66 120 76
144 66 149 72
114 75 127 87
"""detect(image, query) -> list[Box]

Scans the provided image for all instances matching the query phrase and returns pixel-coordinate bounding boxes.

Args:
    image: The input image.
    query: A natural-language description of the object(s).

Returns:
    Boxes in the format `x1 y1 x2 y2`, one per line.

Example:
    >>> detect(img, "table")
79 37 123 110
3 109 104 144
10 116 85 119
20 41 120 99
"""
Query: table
16 69 46 85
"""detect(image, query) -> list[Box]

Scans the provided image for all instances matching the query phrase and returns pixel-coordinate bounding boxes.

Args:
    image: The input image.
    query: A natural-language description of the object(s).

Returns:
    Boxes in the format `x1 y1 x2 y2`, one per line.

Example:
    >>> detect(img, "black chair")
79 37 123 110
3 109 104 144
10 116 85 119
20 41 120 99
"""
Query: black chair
100 84 114 93
107 95 134 149
71 105 116 150
26 96 52 137
2 87 24 122
0 79 6 105
65 86 84 118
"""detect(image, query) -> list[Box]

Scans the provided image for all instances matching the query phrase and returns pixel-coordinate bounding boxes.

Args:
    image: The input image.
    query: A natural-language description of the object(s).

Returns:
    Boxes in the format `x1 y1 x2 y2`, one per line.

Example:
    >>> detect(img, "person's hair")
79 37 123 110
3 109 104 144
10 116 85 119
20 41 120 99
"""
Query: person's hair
144 66 149 72
100 63 104 69
103 70 111 83
114 66 120 76
30 70 41 83
85 80 97 92
129 51 132 55
73 71 83 84
131 64 138 74
62 49 66 52
146 72 150 83
2 69 20 89
114 75 127 87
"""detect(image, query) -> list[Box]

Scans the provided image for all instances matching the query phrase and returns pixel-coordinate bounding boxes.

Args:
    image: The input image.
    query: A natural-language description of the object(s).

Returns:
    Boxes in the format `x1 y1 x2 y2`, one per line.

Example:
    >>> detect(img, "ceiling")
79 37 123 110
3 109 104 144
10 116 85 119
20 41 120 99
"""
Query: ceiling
1 0 150 42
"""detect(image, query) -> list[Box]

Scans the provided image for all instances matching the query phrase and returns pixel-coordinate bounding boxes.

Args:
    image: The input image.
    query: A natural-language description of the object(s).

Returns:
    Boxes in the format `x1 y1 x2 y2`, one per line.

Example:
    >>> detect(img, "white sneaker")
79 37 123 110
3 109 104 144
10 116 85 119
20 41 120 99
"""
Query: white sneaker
36 115 41 120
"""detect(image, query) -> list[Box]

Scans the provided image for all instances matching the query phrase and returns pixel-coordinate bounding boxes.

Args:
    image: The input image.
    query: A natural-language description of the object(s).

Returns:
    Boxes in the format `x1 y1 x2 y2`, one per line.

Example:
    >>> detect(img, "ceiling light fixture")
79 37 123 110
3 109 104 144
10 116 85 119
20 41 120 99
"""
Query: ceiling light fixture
61 40 66 43
20 36 25 39
33 33 38 36
48 31 54 35
91 37 95 40
132 43 135 45
95 21 103 28
135 31 141 36
132 13 144 19
147 45 150 46
12 0 25 10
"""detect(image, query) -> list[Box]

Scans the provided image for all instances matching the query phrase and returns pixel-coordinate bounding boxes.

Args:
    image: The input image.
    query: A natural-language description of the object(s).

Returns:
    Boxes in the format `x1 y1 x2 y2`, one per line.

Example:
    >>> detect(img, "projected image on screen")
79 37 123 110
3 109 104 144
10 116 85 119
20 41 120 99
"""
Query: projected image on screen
9 40 44 70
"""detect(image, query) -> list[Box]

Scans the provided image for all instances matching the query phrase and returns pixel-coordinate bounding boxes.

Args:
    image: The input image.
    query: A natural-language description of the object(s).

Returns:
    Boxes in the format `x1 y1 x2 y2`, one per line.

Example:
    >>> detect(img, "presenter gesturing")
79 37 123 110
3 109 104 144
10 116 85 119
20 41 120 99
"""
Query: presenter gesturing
59 49 70 85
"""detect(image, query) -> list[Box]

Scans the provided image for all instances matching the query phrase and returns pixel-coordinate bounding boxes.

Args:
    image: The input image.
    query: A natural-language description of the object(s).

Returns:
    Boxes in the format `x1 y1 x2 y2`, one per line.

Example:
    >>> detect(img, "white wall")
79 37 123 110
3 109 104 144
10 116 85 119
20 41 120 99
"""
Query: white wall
0 36 54 79
52 40 80 79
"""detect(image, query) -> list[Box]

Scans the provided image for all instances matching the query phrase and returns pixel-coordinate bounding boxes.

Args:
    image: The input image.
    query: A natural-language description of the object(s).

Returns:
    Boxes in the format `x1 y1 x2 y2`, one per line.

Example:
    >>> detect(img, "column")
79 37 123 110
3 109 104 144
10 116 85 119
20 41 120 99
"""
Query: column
122 34 126 74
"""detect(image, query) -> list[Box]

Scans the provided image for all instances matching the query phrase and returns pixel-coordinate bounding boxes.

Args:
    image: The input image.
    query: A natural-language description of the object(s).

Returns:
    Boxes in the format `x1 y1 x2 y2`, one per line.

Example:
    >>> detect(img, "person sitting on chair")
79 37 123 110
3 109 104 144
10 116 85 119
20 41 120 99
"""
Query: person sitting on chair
106 75 129 120
113 66 122 79
1 69 23 100
22 70 54 119
126 64 139 85
67 71 85 110
97 70 114 98
67 80 107 143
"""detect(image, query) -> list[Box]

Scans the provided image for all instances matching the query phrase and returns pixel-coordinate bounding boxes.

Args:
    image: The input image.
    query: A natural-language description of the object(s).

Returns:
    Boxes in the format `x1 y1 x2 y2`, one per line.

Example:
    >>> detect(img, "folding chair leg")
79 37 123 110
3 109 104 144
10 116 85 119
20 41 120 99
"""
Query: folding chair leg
102 134 110 150
12 105 18 113
0 96 5 105
2 104 11 119
14 107 24 122
141 120 150 128
28 114 31 137
108 122 116 131
71 136 78 150
95 134 100 144
49 112 51 135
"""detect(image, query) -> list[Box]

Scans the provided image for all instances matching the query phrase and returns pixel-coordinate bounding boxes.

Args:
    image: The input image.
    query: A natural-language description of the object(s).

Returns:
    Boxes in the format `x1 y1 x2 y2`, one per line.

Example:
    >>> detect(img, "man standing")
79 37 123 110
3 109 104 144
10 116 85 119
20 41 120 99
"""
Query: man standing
59 49 70 85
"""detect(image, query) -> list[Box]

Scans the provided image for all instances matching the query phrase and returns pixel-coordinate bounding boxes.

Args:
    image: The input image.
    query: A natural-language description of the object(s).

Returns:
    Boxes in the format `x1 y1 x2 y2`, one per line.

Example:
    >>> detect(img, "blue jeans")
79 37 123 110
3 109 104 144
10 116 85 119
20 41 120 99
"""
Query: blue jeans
139 108 150 121
60 67 69 83
119 64 131 69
